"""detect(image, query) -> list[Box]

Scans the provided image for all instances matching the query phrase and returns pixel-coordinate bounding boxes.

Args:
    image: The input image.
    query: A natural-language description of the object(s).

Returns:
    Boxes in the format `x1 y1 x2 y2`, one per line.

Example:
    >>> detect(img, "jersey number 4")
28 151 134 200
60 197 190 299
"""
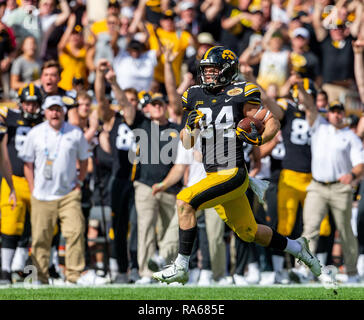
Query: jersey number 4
198 106 235 138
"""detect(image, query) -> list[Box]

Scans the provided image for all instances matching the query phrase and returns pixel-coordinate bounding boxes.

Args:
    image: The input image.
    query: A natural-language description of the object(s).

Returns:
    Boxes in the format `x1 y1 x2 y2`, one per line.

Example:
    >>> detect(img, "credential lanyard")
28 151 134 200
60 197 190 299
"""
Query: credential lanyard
44 123 65 160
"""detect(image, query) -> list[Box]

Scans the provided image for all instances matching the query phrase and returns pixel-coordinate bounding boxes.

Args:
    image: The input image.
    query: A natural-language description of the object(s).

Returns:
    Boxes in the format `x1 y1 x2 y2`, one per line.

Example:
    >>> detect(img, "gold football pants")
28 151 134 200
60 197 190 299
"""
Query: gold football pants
0 176 30 236
277 169 331 237
177 167 257 243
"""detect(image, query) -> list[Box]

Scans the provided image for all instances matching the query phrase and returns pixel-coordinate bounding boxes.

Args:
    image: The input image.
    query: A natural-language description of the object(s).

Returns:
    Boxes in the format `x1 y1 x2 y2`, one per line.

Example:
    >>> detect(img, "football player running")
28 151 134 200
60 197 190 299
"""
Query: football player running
0 84 43 284
152 46 322 285
0 120 16 210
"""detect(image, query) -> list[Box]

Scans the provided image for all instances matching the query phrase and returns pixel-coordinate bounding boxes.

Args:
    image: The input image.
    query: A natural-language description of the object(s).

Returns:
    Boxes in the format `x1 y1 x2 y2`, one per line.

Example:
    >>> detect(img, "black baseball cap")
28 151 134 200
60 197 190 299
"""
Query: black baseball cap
328 101 345 112
108 0 120 8
292 11 308 21
127 39 145 51
160 9 176 20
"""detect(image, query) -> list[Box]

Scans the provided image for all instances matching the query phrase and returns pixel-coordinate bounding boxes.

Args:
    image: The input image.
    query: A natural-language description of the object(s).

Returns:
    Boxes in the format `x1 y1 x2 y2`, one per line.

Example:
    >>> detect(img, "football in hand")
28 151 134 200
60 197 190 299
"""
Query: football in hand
238 117 265 134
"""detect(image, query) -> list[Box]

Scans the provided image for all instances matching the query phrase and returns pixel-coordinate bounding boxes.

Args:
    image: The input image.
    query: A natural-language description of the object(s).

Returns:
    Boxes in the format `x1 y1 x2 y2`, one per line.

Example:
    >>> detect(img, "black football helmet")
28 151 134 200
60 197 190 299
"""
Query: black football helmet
18 83 43 122
199 46 239 90
290 77 317 104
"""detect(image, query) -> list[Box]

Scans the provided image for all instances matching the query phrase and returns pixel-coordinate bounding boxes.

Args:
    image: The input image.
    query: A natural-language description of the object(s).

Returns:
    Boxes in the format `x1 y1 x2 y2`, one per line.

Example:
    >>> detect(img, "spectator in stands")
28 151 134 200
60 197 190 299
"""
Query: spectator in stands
1 0 17 23
58 13 88 91
38 0 70 35
10 36 41 92
312 0 363 103
220 0 253 56
256 22 291 91
186 32 215 80
4 0 42 49
86 12 126 86
113 39 157 93
0 0 16 99
175 1 200 37
89 0 121 39
145 8 195 92
289 27 320 84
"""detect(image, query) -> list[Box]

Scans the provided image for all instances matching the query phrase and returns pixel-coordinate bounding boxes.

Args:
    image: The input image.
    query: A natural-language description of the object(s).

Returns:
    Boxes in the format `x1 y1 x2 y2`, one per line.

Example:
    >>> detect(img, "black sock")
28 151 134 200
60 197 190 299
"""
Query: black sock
267 228 288 251
179 226 197 256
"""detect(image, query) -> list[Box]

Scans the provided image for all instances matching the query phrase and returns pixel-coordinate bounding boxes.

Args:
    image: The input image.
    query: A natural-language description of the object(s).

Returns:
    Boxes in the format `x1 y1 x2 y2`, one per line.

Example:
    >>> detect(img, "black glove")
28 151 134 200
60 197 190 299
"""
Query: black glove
236 123 263 146
185 110 205 132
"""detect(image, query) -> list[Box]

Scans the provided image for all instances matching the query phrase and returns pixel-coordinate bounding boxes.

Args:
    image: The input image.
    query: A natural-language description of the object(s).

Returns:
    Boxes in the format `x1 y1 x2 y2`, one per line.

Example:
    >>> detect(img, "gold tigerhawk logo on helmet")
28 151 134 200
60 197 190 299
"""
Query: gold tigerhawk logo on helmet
222 50 236 60
62 96 75 106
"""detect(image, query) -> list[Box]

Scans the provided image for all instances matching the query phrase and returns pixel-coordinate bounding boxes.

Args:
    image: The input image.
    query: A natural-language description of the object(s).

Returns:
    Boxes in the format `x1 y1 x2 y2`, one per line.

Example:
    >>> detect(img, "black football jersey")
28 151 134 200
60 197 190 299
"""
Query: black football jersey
109 112 137 180
269 140 285 182
277 98 311 173
182 81 261 173
0 107 43 177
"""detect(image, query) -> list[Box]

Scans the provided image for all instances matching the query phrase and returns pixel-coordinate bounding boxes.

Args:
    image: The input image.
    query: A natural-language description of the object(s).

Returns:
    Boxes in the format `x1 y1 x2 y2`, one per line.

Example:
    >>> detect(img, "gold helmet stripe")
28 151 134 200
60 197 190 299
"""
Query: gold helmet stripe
203 46 223 60
29 83 34 97
303 78 309 91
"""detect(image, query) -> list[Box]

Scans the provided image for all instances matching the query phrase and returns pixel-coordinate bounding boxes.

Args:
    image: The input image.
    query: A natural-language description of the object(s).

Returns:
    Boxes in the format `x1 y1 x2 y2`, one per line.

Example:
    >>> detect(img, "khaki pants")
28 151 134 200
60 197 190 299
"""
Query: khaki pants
134 181 176 278
302 181 358 274
30 189 85 283
159 207 226 281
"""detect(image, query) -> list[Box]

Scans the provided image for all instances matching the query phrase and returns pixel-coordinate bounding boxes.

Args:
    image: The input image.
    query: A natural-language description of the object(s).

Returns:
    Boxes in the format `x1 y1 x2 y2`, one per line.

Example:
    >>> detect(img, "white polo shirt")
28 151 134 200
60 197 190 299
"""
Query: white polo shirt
20 121 89 201
310 115 364 182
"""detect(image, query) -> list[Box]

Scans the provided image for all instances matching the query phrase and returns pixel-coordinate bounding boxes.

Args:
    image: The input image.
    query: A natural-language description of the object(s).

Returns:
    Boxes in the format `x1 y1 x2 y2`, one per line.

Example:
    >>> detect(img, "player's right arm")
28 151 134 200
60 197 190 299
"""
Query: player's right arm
180 88 205 149
241 82 281 145
240 64 284 120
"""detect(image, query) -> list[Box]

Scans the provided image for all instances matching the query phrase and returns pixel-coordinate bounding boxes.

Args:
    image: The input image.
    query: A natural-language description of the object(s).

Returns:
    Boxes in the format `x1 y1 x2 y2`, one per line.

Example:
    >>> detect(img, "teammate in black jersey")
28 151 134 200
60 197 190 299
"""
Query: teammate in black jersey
0 83 43 284
0 118 16 212
152 46 322 285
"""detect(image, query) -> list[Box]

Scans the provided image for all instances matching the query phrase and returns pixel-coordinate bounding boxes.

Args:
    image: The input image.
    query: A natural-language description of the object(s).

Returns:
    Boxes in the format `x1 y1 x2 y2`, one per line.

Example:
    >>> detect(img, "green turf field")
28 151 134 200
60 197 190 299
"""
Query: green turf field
0 284 364 300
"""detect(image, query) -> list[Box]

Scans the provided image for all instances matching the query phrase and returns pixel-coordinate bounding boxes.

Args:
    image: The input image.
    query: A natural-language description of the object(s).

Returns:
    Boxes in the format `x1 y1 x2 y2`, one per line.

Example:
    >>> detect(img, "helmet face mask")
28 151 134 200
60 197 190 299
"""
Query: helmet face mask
199 46 239 90
18 84 43 122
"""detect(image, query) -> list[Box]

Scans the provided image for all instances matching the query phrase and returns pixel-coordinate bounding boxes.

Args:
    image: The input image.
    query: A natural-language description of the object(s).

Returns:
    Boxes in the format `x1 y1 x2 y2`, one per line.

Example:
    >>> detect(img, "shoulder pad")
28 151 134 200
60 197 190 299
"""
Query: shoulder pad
0 121 7 140
244 82 260 96
182 89 188 104
0 106 9 119
243 82 261 105
182 86 203 111
276 98 289 111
